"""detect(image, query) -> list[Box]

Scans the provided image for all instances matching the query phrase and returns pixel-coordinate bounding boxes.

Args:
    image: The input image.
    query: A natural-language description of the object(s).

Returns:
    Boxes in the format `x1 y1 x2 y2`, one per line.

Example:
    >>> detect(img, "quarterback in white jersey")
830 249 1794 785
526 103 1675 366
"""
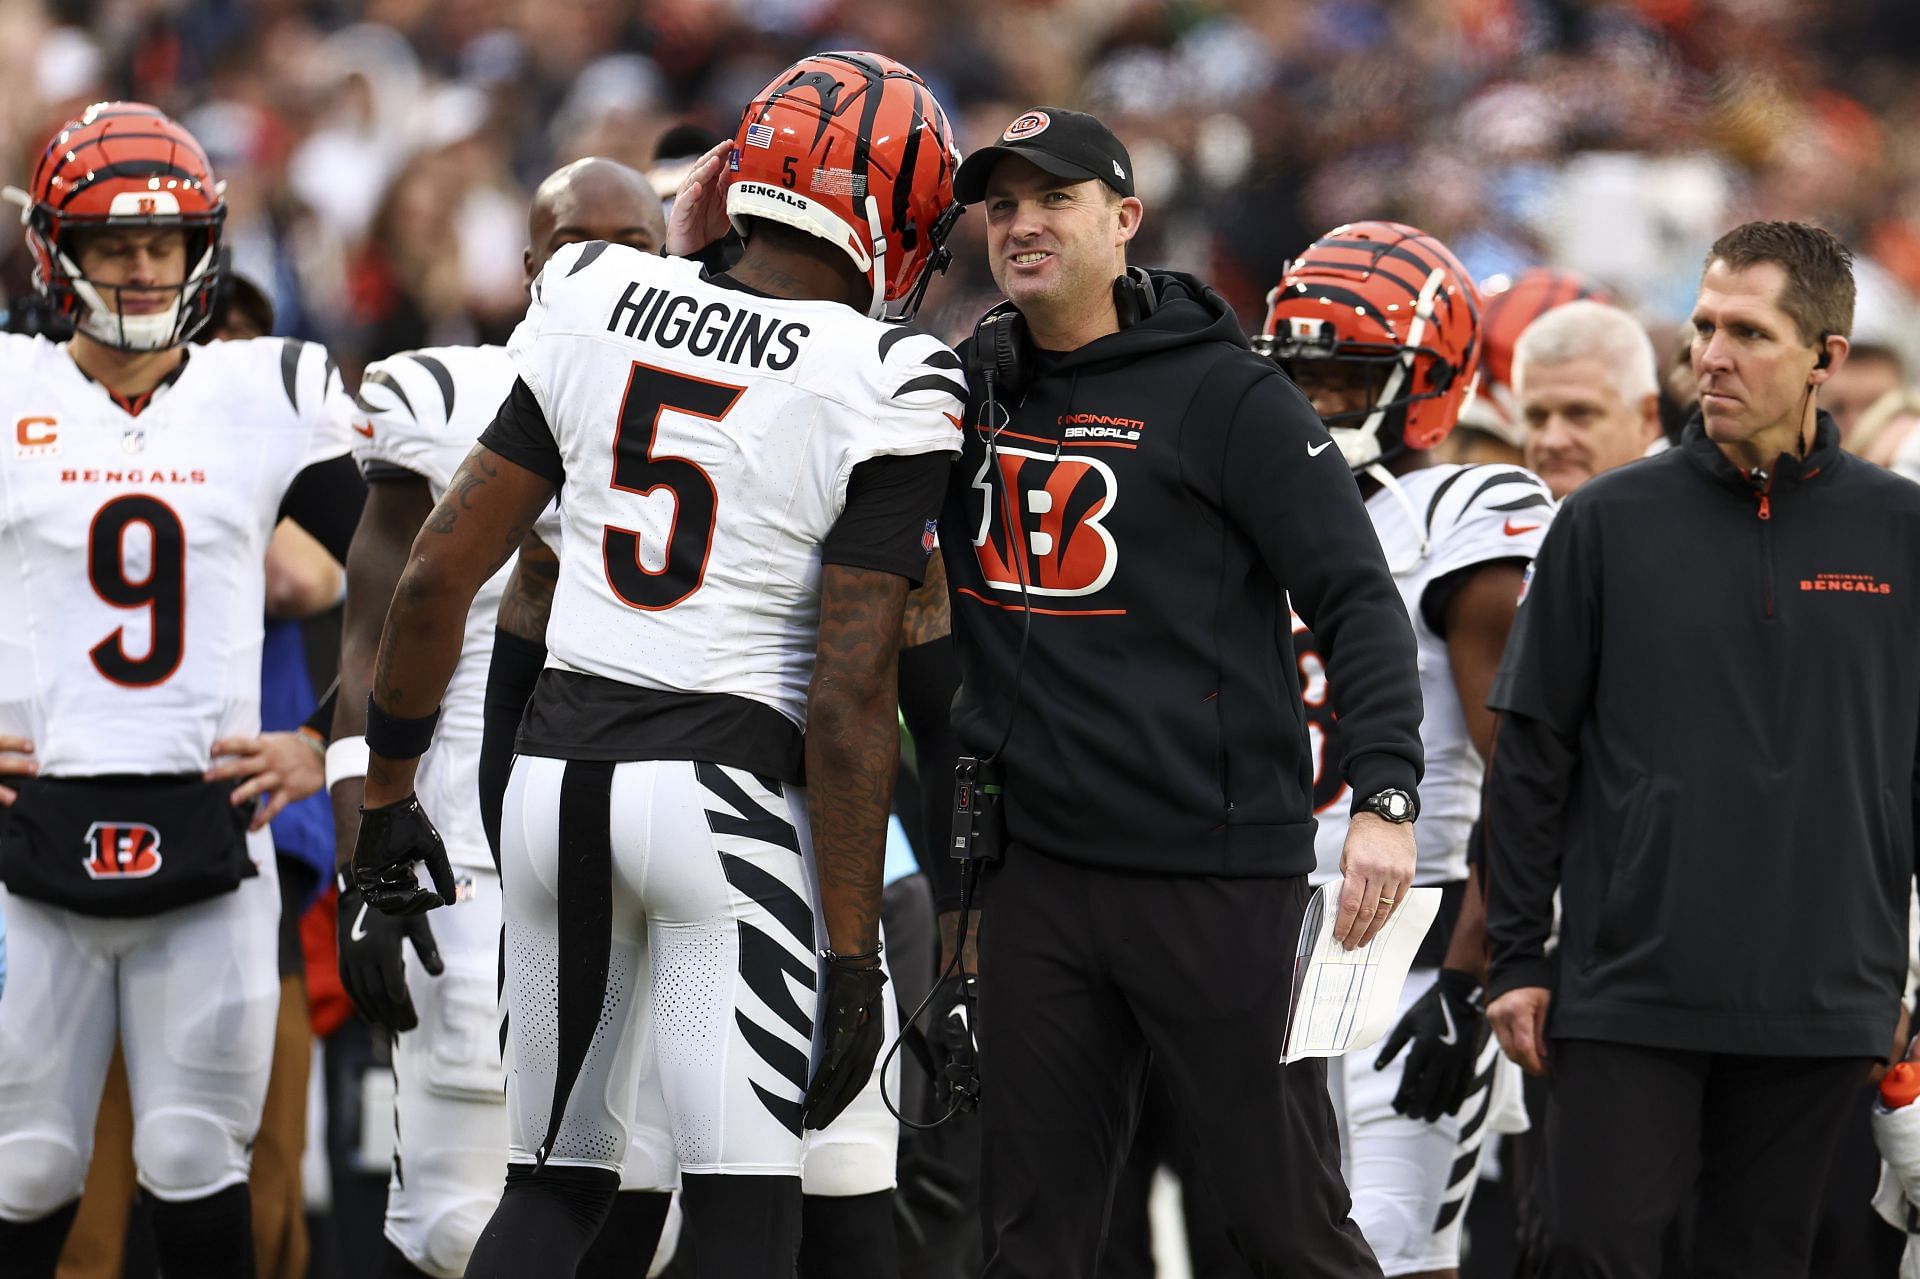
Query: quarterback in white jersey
347 52 966 1279
1260 220 1544 1278
0 103 358 1279
325 157 669 1279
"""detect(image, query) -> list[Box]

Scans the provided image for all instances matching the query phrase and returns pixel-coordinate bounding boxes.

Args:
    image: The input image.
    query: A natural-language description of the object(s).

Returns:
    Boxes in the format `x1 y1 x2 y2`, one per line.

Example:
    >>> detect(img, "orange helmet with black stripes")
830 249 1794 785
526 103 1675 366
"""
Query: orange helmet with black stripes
728 51 961 322
7 101 225 351
1478 266 1611 392
1460 267 1611 443
1256 220 1482 468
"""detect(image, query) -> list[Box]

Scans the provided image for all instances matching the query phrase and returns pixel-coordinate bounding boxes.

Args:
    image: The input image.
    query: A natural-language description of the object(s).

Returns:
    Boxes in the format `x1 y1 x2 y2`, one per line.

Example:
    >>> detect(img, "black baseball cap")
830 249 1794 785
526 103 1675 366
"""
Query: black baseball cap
953 106 1134 205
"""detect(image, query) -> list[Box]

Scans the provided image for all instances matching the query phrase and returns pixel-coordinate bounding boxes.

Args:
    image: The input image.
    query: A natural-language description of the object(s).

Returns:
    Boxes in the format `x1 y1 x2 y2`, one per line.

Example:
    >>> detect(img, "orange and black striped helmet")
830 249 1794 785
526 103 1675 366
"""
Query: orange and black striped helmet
728 51 961 322
1459 267 1611 442
1256 220 1482 466
1479 267 1612 394
8 101 225 350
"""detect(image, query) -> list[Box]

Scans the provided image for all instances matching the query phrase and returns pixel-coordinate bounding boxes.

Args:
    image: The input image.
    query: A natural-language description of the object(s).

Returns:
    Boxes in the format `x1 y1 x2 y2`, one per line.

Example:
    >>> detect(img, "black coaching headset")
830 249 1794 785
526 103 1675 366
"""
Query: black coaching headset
965 265 1160 403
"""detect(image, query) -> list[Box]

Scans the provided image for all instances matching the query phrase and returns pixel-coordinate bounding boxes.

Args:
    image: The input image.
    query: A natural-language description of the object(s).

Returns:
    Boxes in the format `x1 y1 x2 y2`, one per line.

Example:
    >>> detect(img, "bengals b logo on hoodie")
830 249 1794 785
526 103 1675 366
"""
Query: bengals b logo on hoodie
968 445 1118 598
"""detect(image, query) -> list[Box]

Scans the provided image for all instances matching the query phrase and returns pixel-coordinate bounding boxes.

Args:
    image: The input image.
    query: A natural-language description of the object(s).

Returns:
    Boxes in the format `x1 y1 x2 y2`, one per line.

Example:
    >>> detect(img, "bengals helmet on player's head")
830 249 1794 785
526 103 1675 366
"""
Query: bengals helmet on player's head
7 102 226 351
728 51 961 322
1458 267 1612 444
1255 220 1482 470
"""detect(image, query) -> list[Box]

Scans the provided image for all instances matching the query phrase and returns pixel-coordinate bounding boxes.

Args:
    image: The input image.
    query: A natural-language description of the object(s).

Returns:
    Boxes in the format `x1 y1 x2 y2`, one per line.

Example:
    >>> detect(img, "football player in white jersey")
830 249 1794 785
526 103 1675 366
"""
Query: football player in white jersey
1256 221 1551 1279
346 51 966 1277
0 103 359 1278
326 157 668 1279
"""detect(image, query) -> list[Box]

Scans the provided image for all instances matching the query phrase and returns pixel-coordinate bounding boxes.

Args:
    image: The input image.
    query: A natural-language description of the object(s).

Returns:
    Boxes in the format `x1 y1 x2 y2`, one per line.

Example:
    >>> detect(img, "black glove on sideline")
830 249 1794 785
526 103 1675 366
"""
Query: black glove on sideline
352 793 456 915
804 960 888 1130
336 876 444 1033
1374 967 1489 1123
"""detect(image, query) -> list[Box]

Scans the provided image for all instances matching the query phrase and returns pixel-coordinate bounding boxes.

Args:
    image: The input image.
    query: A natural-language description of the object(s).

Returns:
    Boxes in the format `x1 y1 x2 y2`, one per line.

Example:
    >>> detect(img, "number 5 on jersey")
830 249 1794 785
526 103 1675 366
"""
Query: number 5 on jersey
604 362 744 612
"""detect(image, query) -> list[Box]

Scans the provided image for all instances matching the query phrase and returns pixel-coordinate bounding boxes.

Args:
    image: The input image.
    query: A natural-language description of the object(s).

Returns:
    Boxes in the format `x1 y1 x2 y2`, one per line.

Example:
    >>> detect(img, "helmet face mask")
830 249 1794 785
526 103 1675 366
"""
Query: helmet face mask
727 51 961 322
12 102 227 352
1258 221 1482 470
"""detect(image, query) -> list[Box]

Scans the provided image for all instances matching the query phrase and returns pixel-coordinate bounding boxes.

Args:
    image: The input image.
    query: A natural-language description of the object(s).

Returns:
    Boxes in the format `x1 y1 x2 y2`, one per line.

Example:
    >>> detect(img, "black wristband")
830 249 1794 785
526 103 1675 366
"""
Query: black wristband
365 695 440 760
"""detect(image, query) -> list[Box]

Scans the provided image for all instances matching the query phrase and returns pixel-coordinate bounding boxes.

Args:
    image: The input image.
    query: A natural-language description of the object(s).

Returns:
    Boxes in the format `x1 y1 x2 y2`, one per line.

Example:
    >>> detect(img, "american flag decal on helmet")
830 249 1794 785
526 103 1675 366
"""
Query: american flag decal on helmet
745 123 775 148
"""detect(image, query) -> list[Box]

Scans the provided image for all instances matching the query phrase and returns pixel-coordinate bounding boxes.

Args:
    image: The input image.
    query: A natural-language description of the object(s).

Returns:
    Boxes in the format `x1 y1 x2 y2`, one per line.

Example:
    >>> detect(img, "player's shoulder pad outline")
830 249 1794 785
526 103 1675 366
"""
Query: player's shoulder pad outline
278 337 342 419
874 325 966 405
354 349 461 433
1423 463 1553 542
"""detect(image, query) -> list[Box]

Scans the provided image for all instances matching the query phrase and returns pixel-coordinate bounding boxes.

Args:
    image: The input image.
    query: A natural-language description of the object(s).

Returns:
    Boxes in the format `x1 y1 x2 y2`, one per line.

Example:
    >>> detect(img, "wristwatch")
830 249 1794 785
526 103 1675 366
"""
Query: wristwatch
1359 788 1418 823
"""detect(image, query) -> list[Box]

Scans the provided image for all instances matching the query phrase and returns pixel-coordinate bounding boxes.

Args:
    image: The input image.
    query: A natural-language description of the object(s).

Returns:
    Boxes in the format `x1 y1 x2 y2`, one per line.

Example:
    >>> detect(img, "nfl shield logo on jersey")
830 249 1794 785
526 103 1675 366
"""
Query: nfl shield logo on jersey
81 821 163 879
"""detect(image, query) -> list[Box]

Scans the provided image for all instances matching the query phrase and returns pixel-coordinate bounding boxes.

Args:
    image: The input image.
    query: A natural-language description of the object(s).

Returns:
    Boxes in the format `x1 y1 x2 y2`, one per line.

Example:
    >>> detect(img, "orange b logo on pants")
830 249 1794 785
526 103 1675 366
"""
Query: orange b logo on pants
82 821 163 879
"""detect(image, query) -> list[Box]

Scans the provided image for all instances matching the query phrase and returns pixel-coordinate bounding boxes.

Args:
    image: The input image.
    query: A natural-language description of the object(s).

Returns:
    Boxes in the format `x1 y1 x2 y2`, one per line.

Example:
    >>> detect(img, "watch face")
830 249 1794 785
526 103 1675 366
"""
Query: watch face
1377 791 1412 821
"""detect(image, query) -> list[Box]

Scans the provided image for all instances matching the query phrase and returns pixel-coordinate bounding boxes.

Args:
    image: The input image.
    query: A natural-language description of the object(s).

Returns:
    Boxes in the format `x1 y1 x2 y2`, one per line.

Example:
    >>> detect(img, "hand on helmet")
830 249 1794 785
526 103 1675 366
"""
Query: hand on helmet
666 138 736 258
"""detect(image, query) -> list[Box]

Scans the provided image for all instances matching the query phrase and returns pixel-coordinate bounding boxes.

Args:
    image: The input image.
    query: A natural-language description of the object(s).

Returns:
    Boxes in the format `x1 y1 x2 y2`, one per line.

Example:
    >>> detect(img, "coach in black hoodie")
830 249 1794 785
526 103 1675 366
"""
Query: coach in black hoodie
937 108 1423 1278
1485 221 1920 1279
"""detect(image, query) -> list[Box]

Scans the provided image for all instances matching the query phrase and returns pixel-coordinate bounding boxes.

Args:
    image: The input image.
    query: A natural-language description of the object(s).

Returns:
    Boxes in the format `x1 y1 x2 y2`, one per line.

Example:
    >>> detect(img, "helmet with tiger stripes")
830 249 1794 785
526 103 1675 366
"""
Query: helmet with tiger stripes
8 101 226 351
1256 220 1482 469
1459 267 1612 443
1479 267 1612 394
728 51 962 322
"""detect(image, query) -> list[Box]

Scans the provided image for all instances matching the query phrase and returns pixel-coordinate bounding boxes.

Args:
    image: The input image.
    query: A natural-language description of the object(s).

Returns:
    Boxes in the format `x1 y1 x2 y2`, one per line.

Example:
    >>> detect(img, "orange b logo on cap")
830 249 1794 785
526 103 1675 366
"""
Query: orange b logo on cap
1003 111 1050 141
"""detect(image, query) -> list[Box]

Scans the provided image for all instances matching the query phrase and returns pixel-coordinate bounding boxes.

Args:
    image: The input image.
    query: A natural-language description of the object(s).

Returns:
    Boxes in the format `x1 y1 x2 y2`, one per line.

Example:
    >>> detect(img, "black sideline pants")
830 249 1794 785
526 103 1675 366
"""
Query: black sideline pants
974 846 1380 1278
1542 1038 1873 1279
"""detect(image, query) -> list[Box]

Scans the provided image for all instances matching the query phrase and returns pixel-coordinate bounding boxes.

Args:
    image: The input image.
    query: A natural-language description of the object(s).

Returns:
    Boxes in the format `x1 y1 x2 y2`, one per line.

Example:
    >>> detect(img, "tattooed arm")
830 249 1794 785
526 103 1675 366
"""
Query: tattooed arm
898 549 951 648
363 445 555 806
330 474 436 865
807 563 914 956
497 531 560 642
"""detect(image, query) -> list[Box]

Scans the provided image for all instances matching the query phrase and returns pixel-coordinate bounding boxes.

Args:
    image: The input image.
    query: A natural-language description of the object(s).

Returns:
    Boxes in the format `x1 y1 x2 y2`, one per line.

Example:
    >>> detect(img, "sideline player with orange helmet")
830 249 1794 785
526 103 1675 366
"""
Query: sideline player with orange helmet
347 52 964 1278
0 102 361 1279
1452 267 1613 462
1260 221 1551 1279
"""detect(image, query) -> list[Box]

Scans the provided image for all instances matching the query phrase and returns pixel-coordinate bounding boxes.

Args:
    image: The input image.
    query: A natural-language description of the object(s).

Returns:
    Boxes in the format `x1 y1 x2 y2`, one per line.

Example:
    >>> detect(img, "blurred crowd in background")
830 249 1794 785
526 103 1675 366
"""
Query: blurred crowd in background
2 0 1919 381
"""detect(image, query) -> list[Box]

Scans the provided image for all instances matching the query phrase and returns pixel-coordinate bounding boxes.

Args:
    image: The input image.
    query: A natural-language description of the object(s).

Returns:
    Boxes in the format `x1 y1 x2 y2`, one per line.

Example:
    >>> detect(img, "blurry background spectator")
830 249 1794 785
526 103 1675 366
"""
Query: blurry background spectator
3 0 1917 380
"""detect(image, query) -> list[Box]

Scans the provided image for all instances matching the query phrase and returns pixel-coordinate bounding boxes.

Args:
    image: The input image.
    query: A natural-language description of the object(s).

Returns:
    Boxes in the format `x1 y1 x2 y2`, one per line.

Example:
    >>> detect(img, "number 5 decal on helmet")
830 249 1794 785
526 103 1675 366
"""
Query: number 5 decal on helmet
727 52 962 323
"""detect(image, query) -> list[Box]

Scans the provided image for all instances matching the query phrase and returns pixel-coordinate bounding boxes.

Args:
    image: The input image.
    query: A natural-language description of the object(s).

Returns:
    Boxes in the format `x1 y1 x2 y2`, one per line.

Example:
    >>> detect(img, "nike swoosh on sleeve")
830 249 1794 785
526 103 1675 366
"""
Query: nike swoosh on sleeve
1503 519 1540 536
351 420 375 439
1307 439 1333 457
944 412 964 431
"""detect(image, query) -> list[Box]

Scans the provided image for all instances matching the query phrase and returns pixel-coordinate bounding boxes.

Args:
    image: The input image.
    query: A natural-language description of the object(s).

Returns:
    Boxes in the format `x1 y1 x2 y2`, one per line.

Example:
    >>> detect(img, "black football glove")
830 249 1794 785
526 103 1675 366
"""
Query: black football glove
1374 967 1489 1123
351 794 456 916
336 875 444 1033
929 972 982 1114
804 959 888 1130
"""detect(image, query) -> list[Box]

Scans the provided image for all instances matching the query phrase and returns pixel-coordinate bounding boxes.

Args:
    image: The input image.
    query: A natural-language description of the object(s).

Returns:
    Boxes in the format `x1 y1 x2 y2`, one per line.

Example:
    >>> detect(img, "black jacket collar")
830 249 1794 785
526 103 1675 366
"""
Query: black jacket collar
1680 409 1844 495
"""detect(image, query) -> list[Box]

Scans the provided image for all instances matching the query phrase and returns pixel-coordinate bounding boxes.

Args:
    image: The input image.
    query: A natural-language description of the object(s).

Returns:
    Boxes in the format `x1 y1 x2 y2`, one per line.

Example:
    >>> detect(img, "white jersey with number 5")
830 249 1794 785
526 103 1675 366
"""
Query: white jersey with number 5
0 334 352 776
507 244 963 729
353 344 520 869
1299 463 1554 886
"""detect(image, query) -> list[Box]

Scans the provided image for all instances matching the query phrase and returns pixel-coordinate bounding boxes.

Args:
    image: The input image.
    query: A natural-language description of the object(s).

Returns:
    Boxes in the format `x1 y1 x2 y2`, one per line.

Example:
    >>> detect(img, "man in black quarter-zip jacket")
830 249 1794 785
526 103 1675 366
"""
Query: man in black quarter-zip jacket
1484 220 1920 1279
936 107 1425 1279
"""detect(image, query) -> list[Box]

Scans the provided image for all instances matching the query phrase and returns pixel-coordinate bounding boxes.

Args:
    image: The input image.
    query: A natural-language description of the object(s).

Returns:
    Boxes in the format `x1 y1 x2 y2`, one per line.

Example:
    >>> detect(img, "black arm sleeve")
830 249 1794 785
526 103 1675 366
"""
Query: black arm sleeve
478 378 566 486
279 453 366 563
1212 369 1424 807
897 635 964 907
479 629 548 871
301 681 338 744
1483 712 1578 1000
821 453 949 585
